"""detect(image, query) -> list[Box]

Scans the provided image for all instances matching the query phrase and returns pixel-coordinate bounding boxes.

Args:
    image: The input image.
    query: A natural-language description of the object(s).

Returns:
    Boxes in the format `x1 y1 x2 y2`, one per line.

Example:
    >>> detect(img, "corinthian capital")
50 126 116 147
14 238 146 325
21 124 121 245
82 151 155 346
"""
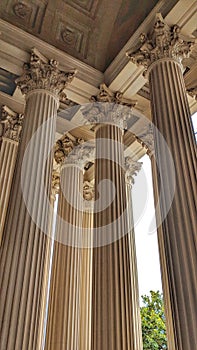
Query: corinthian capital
16 48 76 96
64 143 95 169
0 106 23 142
54 134 84 164
137 123 155 156
126 13 195 72
91 84 137 107
125 156 143 185
82 84 136 130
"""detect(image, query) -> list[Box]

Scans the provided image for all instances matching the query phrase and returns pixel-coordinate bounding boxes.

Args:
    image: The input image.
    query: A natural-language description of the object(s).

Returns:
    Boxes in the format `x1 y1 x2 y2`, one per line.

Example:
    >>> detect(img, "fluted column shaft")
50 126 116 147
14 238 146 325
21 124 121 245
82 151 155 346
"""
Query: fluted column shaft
125 181 143 350
0 137 19 245
149 58 197 350
45 164 83 350
80 209 93 350
150 155 176 350
0 90 58 350
92 124 135 350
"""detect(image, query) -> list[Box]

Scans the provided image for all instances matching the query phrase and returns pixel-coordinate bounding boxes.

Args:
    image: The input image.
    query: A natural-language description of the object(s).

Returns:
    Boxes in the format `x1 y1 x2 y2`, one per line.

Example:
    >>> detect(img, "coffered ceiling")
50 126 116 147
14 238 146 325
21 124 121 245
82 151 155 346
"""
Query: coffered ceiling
0 0 196 144
0 0 178 71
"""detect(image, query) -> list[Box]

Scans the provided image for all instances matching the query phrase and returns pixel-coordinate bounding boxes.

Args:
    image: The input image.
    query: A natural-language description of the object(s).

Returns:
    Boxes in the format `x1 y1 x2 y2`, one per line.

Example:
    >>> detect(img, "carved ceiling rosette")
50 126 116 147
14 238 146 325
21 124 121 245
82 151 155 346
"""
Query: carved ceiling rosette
13 2 31 20
16 48 77 96
126 13 195 74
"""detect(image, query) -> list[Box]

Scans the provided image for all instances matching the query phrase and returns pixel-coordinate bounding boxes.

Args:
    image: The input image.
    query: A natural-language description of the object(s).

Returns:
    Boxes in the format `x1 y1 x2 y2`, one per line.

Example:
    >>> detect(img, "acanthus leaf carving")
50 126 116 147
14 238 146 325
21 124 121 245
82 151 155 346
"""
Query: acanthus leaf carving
125 156 143 185
126 13 195 73
64 143 95 169
54 134 84 165
0 106 24 142
82 83 136 129
16 48 77 96
136 123 155 157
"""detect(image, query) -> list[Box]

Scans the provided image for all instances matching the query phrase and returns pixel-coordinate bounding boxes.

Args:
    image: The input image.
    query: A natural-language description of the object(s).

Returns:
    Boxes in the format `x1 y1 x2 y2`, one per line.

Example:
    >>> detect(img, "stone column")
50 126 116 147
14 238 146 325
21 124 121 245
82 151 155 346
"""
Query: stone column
45 144 94 350
0 49 75 350
83 88 138 349
138 124 177 349
80 181 94 350
38 158 62 349
127 13 197 350
125 157 143 350
0 106 23 245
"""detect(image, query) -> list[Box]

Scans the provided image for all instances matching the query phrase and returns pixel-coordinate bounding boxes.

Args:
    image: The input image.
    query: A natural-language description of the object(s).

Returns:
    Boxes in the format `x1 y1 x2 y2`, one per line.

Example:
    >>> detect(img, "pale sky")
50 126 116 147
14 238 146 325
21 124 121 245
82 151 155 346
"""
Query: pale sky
133 112 196 299
132 154 162 299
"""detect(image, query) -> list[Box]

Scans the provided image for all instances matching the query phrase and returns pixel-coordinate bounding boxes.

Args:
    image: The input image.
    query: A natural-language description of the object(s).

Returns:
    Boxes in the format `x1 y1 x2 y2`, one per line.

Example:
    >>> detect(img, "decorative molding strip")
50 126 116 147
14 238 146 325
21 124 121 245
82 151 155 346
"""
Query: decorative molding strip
0 19 103 87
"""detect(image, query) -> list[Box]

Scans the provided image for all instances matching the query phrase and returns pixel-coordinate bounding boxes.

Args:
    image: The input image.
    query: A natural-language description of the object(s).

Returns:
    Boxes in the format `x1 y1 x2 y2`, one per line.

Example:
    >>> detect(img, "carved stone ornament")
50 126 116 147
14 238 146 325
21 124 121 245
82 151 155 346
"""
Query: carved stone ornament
64 143 95 169
126 13 195 73
16 48 77 96
187 87 197 100
137 123 155 156
82 84 136 129
90 84 137 107
54 134 84 165
13 2 31 19
59 92 77 106
83 180 95 201
0 106 23 142
125 156 143 185
51 160 61 198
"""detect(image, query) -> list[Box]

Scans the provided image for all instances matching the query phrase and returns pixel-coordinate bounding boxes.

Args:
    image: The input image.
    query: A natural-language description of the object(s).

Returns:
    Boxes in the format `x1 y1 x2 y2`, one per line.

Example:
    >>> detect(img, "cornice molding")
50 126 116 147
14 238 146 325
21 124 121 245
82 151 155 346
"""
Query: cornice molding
0 19 103 87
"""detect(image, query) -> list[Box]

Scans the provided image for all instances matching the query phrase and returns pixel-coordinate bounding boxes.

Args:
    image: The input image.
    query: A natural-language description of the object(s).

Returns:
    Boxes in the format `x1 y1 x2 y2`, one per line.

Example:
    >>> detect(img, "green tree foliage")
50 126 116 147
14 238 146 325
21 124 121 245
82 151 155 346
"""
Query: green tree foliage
140 290 167 350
